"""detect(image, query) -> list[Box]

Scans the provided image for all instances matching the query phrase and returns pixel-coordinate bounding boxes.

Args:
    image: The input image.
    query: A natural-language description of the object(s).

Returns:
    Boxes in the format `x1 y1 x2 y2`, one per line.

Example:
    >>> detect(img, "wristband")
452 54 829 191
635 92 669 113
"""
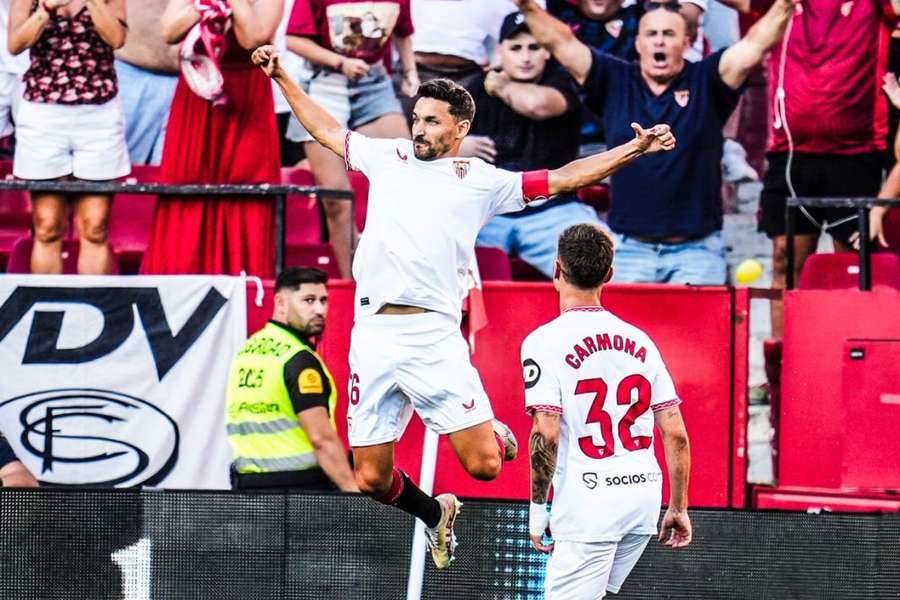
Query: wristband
528 502 550 537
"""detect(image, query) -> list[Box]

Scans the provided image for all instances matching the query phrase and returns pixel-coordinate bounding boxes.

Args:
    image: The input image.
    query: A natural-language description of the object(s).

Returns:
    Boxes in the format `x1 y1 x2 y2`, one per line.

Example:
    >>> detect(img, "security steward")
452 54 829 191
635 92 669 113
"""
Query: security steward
226 267 358 491
0 432 38 487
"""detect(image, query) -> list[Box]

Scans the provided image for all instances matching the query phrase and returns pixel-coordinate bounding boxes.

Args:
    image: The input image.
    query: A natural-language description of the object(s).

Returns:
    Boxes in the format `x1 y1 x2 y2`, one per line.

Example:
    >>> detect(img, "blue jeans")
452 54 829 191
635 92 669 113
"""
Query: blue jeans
477 202 605 278
115 60 178 166
611 231 727 285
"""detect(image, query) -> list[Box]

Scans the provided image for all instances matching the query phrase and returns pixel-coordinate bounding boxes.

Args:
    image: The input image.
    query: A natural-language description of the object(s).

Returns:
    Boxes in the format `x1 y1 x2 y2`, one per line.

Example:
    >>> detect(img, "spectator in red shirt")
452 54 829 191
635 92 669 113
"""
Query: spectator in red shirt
751 0 898 337
286 0 417 278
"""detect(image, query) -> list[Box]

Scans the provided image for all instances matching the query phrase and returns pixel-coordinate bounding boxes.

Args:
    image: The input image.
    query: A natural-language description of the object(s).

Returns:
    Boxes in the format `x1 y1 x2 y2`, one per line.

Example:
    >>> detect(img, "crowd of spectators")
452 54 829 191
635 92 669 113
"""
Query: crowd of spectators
0 0 897 300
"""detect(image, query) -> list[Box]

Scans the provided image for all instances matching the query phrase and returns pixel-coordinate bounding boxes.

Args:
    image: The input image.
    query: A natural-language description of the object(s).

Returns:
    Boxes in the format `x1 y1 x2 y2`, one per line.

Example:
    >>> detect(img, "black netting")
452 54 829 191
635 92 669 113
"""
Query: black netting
2 490 900 600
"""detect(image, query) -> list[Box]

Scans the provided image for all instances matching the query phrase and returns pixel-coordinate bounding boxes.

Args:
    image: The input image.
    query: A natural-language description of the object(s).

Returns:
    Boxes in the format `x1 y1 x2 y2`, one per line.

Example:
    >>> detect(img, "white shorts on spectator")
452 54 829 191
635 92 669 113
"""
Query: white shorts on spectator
545 535 652 599
14 96 131 180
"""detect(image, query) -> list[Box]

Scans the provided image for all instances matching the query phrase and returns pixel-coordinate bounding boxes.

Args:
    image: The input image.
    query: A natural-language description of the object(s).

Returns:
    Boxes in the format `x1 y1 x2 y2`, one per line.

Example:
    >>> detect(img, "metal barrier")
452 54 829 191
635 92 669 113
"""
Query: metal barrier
0 179 356 275
1 489 898 599
786 197 900 290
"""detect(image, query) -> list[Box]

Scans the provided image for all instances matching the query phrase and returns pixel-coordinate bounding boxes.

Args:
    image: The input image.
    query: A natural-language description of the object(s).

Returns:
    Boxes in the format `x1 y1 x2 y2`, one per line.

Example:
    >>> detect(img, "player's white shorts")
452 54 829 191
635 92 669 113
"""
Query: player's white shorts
545 534 651 600
347 311 494 446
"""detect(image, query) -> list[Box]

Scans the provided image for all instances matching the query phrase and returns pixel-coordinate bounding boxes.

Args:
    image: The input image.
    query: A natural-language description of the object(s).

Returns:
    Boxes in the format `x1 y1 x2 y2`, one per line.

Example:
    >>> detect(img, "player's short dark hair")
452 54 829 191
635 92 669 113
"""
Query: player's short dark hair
557 224 615 290
415 79 476 123
275 267 328 293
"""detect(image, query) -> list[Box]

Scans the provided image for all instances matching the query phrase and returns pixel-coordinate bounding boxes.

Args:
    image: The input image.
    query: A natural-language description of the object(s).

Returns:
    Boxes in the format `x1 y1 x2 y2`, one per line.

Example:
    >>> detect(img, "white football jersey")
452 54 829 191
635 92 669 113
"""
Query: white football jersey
521 307 681 543
345 132 536 321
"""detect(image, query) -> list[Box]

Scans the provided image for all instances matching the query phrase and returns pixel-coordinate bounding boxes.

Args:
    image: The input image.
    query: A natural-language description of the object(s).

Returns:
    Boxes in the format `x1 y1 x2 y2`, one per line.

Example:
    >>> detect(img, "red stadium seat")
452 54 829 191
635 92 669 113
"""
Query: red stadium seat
883 208 900 253
0 160 31 271
6 237 120 274
797 252 900 290
285 242 341 279
348 170 369 231
281 167 324 245
577 183 610 214
510 257 549 281
109 164 160 274
475 246 512 281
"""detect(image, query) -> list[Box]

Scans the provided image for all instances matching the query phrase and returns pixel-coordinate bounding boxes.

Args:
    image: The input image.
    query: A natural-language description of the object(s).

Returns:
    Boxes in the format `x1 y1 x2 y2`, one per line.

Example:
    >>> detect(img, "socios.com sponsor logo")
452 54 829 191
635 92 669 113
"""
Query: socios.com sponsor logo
0 388 179 487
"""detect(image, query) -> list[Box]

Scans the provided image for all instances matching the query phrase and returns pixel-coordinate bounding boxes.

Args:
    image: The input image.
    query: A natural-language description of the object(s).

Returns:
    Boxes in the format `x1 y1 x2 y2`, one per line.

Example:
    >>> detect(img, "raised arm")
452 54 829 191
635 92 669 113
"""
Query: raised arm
227 0 283 50
484 71 568 121
654 406 692 547
8 0 52 55
528 410 560 553
296 407 359 492
513 0 593 85
160 0 200 44
547 123 675 195
85 0 127 50
719 0 798 90
252 45 347 157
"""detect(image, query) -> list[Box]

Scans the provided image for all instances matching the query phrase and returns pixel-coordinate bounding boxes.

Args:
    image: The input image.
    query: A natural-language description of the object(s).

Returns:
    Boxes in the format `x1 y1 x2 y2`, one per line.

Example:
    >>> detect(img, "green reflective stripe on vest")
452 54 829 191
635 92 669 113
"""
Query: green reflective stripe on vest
233 454 319 473
226 322 338 475
226 418 301 436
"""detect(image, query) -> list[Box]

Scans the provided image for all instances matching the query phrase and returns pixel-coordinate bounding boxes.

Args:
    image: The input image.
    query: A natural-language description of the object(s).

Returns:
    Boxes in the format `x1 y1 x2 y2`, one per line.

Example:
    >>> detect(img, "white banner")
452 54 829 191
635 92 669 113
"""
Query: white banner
0 275 246 489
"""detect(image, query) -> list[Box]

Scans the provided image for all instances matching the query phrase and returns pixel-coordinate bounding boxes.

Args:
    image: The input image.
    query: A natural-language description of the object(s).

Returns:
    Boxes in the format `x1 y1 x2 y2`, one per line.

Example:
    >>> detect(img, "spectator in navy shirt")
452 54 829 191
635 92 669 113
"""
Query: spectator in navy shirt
549 0 643 61
514 0 798 284
464 12 604 278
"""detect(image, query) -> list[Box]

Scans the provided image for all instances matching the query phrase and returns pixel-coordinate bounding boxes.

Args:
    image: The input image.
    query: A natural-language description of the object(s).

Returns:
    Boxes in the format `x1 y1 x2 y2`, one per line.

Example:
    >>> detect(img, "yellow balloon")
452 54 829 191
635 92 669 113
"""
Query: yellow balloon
735 259 764 285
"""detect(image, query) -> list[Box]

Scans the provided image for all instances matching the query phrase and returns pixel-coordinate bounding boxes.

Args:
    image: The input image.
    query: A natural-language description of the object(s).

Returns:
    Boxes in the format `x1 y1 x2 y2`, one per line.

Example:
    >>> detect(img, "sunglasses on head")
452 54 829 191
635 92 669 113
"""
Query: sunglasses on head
643 0 681 12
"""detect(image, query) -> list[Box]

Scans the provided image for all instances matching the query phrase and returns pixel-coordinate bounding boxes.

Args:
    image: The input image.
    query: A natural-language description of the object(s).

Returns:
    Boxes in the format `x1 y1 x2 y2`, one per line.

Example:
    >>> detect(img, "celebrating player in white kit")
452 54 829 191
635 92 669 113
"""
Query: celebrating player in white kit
252 44 676 570
524 224 692 599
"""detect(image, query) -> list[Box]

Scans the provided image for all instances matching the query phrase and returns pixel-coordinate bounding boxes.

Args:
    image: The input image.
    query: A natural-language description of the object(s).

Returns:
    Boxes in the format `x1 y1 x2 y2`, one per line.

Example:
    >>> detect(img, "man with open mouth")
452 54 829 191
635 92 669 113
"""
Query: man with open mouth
515 0 799 286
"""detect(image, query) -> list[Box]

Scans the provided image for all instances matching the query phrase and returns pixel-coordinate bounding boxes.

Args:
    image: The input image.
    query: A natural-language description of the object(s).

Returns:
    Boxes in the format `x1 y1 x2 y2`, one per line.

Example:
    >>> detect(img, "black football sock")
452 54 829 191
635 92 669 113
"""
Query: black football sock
377 468 442 528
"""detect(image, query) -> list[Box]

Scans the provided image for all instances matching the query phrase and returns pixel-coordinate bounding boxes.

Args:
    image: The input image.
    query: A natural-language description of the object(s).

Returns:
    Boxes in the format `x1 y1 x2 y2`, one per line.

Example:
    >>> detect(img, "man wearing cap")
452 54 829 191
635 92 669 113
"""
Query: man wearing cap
467 12 605 278
226 267 358 492
514 0 799 285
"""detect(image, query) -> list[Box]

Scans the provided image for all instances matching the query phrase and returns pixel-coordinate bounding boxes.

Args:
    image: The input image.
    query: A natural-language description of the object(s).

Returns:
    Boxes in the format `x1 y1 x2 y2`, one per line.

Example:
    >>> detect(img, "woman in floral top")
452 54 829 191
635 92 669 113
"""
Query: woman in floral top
9 0 128 274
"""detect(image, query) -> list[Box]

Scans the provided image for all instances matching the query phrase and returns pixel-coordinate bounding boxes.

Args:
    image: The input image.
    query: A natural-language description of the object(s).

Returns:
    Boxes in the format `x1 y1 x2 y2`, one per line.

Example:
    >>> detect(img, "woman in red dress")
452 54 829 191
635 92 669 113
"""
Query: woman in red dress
142 0 284 278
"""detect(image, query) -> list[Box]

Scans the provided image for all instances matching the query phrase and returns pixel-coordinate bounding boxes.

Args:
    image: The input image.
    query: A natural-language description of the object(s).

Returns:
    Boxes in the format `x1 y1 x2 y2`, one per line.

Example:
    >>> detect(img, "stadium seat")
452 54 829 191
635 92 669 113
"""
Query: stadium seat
285 242 341 279
797 252 900 290
109 164 160 274
511 257 549 281
475 246 512 281
6 237 120 274
883 209 900 253
281 167 324 245
348 170 369 231
577 183 610 214
0 160 32 272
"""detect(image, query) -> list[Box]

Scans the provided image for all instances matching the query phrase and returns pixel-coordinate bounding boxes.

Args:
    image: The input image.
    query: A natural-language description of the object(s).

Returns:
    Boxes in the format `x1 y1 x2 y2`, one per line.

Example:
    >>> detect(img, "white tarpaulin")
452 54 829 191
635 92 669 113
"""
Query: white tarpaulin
0 275 246 489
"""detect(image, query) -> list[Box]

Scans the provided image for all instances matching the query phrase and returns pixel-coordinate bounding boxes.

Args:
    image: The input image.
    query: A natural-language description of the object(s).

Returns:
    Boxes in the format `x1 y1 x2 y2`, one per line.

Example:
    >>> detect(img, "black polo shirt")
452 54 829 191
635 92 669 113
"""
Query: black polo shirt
583 49 742 238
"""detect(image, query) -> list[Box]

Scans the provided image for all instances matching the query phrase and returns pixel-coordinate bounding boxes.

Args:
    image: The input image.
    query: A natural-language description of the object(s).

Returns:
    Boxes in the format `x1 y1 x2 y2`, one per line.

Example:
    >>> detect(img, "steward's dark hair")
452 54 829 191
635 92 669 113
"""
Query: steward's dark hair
274 267 327 292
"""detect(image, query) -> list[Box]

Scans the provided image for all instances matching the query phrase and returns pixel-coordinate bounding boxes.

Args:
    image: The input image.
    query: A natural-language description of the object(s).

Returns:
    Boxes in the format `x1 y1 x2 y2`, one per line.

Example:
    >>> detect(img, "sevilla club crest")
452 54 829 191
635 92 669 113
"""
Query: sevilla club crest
674 89 690 108
453 160 470 179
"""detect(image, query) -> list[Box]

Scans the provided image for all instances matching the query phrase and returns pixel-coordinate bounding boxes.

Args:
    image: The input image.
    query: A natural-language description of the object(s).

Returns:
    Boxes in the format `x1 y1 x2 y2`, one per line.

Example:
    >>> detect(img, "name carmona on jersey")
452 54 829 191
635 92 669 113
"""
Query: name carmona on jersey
565 332 648 369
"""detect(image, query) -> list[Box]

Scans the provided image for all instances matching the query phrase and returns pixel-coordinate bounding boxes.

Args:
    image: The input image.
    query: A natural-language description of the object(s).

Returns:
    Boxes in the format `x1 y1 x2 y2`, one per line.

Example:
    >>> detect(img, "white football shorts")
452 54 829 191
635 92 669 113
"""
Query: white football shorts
347 311 494 446
545 534 652 599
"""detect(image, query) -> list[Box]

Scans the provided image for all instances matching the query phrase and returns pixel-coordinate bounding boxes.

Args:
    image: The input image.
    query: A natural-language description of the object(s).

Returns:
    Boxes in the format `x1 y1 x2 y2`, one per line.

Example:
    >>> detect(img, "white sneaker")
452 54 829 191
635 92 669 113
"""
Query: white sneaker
492 418 518 461
424 493 462 569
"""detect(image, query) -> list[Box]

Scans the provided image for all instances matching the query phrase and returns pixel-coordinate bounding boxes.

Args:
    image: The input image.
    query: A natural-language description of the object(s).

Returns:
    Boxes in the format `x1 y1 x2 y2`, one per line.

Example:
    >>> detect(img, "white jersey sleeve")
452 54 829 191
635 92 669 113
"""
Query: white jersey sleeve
488 167 528 216
521 329 562 415
344 131 394 177
649 351 681 412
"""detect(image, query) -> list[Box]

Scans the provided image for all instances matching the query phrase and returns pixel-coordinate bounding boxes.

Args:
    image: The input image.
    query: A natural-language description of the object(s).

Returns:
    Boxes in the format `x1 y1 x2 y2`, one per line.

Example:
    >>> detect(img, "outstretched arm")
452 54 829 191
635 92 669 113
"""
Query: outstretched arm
547 123 676 195
513 0 593 85
252 45 347 157
528 411 560 554
719 0 798 90
655 406 692 548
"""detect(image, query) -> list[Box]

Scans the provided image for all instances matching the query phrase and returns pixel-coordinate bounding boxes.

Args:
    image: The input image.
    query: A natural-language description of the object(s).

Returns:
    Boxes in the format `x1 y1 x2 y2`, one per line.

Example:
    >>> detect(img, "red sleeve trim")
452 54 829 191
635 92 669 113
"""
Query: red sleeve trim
651 398 682 412
522 169 550 203
527 404 563 415
344 131 355 172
